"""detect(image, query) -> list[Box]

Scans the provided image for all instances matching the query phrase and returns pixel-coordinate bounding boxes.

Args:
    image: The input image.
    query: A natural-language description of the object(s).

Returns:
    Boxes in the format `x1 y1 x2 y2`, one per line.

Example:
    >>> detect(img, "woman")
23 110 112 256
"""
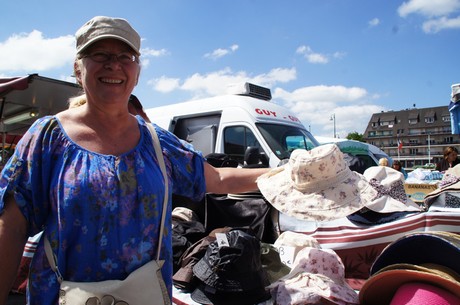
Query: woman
392 160 408 179
436 146 460 172
0 16 268 305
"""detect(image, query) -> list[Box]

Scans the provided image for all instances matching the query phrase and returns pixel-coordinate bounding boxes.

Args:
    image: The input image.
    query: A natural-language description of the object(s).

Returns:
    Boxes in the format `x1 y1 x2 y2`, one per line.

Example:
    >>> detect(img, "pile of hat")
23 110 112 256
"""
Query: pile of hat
359 231 460 305
189 229 271 305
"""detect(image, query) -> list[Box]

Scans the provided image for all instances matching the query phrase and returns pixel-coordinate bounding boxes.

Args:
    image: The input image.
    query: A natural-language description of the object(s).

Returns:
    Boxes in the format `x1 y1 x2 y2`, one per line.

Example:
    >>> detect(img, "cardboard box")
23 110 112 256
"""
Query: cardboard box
404 182 439 203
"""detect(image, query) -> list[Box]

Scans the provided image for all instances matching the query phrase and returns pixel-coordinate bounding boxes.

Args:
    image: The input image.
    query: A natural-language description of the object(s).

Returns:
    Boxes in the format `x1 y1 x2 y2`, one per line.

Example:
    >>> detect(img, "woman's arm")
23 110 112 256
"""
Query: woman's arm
0 196 28 305
204 162 269 194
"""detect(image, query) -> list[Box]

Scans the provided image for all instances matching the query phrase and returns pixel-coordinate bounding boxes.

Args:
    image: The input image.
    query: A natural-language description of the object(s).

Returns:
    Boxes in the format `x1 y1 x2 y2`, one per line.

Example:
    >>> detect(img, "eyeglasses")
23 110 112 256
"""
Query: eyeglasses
82 51 139 64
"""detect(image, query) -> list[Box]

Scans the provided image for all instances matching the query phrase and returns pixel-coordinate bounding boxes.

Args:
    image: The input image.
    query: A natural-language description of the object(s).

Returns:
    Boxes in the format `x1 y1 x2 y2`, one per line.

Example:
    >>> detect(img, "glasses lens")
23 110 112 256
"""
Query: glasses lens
86 52 137 64
89 52 110 62
117 52 136 64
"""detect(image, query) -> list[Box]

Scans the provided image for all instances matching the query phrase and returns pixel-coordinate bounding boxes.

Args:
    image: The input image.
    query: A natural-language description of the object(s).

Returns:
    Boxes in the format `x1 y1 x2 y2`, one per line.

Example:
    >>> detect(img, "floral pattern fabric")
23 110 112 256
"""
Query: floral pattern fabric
0 115 206 305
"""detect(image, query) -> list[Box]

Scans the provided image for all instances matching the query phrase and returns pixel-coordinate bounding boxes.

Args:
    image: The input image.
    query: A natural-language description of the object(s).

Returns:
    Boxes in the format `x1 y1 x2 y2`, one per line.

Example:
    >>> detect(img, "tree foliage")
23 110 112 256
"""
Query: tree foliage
346 132 364 142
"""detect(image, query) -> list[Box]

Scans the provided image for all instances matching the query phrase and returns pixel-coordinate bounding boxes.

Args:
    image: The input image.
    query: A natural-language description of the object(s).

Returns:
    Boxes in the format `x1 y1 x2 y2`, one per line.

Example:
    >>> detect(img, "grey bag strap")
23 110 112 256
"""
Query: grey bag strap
44 123 169 281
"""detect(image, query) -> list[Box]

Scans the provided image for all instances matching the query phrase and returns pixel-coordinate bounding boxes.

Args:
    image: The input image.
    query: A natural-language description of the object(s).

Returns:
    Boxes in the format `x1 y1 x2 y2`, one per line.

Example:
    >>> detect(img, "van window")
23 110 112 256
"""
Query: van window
172 114 221 156
257 123 318 160
224 126 262 162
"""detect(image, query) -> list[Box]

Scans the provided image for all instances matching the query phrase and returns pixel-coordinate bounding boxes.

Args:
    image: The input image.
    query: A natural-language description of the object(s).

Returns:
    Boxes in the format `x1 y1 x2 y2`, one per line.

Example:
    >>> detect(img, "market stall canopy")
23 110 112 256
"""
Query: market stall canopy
0 74 82 141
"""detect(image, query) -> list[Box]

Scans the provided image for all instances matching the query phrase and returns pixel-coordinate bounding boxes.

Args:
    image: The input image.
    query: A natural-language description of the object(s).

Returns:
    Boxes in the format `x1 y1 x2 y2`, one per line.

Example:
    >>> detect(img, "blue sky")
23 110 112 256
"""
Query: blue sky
1 0 459 138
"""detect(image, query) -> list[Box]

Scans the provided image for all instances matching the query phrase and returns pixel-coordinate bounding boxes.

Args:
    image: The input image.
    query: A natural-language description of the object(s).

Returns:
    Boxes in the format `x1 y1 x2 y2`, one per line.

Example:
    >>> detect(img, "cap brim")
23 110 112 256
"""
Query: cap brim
359 267 460 305
77 34 140 55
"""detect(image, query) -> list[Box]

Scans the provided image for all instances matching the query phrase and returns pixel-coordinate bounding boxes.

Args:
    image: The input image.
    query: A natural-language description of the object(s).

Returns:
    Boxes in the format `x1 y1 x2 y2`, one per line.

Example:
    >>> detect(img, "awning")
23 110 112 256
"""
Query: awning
0 74 82 137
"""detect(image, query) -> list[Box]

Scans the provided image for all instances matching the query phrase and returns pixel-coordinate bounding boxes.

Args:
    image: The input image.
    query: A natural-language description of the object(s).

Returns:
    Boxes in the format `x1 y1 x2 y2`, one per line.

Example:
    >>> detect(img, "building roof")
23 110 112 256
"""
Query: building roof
364 106 450 138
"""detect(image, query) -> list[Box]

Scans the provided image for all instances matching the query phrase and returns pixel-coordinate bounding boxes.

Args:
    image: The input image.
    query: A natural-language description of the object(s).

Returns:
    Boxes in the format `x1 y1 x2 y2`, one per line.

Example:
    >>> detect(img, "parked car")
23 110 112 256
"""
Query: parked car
315 137 392 173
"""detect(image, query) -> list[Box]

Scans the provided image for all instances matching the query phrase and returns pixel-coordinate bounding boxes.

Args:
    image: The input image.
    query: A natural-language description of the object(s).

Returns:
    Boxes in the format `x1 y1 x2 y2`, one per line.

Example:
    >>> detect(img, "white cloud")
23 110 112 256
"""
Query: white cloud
147 67 296 98
272 85 383 137
0 30 74 72
204 44 239 60
422 15 460 32
147 76 180 93
398 0 460 18
369 18 380 27
296 45 345 64
141 47 169 57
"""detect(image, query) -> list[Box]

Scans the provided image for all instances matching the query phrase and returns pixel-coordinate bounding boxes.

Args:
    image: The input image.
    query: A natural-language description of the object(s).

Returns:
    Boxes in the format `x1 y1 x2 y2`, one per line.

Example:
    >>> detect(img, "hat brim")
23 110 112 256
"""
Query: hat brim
257 167 376 221
364 194 420 213
424 182 460 206
77 34 140 55
359 265 460 305
370 231 460 275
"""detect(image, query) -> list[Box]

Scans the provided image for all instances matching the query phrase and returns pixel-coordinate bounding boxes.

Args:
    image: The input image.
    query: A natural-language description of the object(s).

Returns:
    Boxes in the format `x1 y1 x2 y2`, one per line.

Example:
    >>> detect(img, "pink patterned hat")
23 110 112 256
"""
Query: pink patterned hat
257 144 377 221
267 247 359 305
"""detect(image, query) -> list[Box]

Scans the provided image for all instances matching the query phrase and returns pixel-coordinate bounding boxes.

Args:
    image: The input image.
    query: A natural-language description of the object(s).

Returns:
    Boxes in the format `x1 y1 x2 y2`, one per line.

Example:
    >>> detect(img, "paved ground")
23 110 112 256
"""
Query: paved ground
6 294 26 305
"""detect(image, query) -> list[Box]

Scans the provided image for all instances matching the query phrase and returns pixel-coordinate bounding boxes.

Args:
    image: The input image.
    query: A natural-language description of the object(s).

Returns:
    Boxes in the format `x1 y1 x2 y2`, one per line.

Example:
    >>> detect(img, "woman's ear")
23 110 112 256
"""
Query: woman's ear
74 60 82 85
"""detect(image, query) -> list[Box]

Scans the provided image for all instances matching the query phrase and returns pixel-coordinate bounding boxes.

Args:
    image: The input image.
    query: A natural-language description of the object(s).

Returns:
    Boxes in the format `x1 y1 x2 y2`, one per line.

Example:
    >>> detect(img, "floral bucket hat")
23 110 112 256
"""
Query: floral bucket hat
267 247 359 305
362 166 421 213
257 144 377 221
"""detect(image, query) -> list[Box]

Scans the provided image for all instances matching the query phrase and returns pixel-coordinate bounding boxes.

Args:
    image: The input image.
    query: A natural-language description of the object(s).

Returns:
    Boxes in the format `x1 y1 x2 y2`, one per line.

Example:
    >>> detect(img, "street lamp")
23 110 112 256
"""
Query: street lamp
330 113 336 138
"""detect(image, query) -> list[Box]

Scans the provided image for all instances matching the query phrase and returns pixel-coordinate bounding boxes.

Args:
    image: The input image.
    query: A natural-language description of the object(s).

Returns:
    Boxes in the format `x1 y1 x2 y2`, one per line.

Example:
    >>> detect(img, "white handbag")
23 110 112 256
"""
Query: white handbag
44 124 171 305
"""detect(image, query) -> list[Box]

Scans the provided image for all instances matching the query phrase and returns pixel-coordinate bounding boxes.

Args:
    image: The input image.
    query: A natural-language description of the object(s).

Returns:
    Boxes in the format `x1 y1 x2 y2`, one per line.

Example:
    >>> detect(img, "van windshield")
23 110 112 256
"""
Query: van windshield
257 123 319 160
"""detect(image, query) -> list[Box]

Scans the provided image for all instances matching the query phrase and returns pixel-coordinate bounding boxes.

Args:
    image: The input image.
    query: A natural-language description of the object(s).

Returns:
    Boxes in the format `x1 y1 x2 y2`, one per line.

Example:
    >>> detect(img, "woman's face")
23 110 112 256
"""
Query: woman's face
447 151 458 163
75 39 140 107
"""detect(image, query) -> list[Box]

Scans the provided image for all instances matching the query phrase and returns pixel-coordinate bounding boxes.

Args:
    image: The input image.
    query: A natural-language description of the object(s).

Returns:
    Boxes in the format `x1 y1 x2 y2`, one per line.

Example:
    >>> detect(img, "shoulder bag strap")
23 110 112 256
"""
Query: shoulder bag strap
146 123 169 262
44 123 169 281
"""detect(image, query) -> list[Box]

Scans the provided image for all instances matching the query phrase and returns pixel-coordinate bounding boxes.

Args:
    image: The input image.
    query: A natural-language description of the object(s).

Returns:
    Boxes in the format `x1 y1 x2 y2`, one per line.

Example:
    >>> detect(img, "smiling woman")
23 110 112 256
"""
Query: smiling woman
0 15 269 305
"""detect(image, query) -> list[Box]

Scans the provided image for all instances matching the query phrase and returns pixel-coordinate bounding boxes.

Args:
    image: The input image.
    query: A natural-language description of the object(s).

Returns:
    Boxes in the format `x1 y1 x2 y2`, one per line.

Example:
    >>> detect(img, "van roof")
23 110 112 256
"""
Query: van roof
145 94 306 128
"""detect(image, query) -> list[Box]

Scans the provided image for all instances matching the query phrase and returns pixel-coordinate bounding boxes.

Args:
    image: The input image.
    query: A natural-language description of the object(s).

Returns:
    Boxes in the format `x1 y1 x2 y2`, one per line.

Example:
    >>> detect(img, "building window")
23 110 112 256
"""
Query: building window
425 117 435 123
442 115 451 122
444 136 454 144
409 148 418 155
409 139 418 145
408 119 418 125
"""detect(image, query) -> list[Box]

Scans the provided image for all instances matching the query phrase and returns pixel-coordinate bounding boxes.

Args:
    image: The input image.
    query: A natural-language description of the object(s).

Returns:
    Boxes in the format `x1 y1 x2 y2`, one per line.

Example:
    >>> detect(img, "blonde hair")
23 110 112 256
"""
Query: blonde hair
379 157 389 167
68 95 87 108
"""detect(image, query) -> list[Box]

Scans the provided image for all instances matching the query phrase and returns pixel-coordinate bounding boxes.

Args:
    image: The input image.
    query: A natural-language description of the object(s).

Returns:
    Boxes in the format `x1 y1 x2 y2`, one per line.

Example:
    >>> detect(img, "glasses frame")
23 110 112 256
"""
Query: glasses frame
81 51 139 65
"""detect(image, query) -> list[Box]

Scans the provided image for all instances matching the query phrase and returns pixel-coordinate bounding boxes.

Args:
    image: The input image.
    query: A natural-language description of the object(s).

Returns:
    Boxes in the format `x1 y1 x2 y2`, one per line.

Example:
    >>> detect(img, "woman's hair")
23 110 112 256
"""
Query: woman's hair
392 160 402 169
443 146 459 158
68 95 87 108
379 157 389 166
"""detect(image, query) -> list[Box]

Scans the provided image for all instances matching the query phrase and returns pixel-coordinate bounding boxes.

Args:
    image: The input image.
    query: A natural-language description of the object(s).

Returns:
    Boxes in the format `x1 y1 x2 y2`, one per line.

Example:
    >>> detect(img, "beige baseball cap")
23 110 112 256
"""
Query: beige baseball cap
75 16 141 55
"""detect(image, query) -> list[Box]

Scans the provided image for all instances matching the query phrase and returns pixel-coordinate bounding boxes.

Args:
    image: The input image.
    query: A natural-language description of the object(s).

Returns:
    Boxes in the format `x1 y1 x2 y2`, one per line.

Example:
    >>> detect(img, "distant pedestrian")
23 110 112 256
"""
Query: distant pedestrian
436 146 460 172
379 157 389 167
392 160 408 179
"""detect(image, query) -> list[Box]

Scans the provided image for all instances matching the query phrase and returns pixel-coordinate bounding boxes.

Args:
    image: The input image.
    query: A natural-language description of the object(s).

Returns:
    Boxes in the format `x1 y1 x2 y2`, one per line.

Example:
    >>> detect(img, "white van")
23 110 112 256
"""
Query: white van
145 83 319 168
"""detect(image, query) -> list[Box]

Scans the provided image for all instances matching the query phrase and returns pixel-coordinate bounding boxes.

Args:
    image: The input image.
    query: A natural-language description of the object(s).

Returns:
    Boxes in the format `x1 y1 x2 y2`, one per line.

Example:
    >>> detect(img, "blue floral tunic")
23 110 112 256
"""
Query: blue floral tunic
0 115 206 304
